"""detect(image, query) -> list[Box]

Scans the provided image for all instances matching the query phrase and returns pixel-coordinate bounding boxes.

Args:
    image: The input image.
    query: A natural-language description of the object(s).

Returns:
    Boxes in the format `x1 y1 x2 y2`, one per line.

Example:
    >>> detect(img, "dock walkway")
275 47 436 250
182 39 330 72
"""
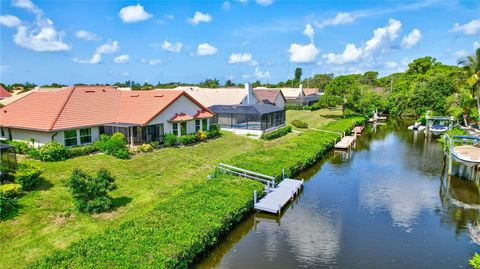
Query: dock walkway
335 135 356 149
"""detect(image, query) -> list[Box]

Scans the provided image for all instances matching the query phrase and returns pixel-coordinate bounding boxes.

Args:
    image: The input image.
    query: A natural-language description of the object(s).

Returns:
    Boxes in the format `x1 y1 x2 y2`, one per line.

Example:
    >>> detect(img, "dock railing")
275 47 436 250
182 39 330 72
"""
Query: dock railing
216 163 276 191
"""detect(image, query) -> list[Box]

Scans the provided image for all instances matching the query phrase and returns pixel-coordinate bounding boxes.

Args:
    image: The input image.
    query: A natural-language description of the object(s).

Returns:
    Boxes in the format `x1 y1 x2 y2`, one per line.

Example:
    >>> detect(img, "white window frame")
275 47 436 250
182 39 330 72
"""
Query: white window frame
79 128 92 144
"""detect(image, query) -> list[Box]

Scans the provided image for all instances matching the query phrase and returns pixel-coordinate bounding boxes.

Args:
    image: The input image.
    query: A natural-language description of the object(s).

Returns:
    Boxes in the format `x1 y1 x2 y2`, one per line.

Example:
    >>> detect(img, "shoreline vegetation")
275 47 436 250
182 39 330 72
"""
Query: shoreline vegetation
28 115 365 268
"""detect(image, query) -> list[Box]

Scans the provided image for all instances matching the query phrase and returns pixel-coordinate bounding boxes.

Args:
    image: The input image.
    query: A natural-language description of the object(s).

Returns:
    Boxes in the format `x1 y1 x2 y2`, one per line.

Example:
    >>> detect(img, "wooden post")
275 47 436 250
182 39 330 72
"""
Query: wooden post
282 169 285 180
253 190 257 204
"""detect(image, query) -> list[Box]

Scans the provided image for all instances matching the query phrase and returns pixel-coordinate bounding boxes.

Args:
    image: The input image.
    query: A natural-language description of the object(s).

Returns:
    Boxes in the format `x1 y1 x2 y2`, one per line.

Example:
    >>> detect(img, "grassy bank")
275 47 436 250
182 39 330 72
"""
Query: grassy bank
29 115 365 268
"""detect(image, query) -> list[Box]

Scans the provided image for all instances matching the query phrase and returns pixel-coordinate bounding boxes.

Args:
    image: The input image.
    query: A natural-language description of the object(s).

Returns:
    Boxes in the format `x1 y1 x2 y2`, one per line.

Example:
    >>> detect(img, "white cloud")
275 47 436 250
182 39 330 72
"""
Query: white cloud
288 43 319 63
114 54 130 64
122 72 129 77
315 12 356 29
222 1 231 10
75 30 100 41
324 44 363 64
197 43 217 56
322 18 402 65
149 59 162 65
474 41 480 50
8 0 70 52
96 40 119 54
255 0 274 6
72 53 101 64
0 15 22 28
255 67 270 79
401 28 422 48
455 50 467 57
119 4 152 23
303 23 314 42
385 61 398 69
451 19 480 35
188 11 212 25
161 40 183 52
228 53 257 65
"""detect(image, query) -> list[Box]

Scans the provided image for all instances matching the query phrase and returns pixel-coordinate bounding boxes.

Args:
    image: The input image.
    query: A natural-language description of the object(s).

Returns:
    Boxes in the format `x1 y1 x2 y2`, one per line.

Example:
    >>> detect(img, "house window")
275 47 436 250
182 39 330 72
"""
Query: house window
1 128 4 137
172 123 179 136
64 129 78 146
79 128 92 144
202 119 208 131
195 120 201 131
181 122 187 136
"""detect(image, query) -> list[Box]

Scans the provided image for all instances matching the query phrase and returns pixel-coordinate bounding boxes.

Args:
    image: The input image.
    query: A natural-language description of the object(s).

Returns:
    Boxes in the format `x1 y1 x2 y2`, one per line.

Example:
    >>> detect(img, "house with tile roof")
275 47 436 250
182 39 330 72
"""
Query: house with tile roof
0 86 213 147
0 85 12 100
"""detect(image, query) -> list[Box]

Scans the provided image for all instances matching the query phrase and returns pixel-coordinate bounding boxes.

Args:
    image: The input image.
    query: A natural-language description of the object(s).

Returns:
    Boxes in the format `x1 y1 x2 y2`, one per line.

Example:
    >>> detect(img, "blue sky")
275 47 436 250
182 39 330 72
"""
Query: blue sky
0 0 479 85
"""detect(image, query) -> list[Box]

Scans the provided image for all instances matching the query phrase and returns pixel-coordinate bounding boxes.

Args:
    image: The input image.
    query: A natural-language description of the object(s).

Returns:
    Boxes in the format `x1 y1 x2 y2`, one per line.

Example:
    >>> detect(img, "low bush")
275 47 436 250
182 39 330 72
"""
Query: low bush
292 119 309 128
0 183 22 197
5 140 30 154
285 104 304 110
137 143 154 152
164 133 178 146
31 177 263 268
150 141 160 149
196 130 207 141
0 191 17 220
14 163 42 191
179 134 198 145
261 125 292 140
38 141 67 162
65 169 117 214
66 144 98 158
207 124 221 139
95 133 129 159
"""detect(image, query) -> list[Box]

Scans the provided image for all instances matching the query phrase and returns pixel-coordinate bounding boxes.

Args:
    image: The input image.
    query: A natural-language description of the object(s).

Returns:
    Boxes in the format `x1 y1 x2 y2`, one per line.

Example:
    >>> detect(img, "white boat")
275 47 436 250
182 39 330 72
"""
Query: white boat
429 124 448 135
408 122 422 130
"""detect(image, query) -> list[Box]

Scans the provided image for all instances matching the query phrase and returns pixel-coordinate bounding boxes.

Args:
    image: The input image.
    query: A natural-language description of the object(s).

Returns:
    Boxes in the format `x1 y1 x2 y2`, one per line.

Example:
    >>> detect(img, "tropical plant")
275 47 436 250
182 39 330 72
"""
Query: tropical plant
37 141 67 162
14 163 42 191
458 48 480 118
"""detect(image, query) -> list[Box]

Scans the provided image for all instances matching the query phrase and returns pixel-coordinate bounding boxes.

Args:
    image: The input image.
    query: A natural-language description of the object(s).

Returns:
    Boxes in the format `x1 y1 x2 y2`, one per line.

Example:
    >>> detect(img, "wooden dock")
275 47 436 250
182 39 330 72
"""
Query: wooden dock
352 126 364 134
215 163 304 214
254 178 303 214
335 135 356 149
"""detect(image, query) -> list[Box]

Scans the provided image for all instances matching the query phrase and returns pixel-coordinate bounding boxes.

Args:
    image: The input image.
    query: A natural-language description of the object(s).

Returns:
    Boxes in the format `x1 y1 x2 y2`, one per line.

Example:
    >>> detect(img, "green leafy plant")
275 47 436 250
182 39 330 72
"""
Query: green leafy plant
470 253 480 269
65 168 117 213
292 119 309 128
179 134 198 145
196 130 207 141
0 191 18 220
261 126 292 140
66 145 98 158
94 133 129 159
137 143 154 153
14 163 42 191
5 140 30 154
164 133 178 146
206 124 221 139
0 183 22 197
37 141 67 162
150 141 160 149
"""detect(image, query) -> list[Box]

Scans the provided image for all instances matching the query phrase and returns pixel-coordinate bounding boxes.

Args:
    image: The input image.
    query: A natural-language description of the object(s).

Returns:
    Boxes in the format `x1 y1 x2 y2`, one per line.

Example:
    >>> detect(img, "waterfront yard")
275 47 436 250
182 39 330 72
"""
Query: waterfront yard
287 108 343 130
0 109 359 268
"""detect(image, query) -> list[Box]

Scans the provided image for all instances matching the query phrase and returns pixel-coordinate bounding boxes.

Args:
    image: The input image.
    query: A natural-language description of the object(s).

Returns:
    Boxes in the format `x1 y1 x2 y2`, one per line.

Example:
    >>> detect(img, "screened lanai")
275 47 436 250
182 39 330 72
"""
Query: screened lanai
209 104 285 131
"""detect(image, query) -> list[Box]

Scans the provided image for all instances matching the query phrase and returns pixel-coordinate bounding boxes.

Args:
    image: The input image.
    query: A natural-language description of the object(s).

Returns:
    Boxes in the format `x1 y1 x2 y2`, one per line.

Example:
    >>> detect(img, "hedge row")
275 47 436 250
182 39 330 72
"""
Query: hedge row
230 116 365 179
30 177 263 268
261 126 292 140
292 119 308 128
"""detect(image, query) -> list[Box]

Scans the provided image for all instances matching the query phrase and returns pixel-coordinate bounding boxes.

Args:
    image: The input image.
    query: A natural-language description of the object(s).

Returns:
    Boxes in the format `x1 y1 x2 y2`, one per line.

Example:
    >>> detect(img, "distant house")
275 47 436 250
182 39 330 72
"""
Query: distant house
278 84 320 106
0 86 213 147
0 86 12 100
209 83 286 135
253 88 286 108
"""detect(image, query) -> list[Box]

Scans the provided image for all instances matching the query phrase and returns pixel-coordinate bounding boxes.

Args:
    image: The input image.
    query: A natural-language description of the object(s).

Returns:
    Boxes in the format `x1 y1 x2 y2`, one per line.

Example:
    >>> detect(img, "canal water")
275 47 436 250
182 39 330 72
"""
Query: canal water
195 120 480 269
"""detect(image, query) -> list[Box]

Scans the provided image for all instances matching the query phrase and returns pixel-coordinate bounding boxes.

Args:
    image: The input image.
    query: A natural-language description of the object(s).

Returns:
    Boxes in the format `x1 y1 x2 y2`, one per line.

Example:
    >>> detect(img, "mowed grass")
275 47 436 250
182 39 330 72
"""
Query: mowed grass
1 110 351 269
286 108 343 130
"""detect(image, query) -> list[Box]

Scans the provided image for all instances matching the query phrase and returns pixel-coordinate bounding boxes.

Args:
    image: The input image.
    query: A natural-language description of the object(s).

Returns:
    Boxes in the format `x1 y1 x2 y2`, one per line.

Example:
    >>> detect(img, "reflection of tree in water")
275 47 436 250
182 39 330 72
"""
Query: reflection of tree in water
438 174 480 237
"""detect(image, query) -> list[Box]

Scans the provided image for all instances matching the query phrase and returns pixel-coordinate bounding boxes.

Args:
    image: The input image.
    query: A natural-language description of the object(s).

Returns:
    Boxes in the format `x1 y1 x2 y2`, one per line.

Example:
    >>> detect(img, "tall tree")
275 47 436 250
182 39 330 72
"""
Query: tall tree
458 48 480 117
294 67 303 84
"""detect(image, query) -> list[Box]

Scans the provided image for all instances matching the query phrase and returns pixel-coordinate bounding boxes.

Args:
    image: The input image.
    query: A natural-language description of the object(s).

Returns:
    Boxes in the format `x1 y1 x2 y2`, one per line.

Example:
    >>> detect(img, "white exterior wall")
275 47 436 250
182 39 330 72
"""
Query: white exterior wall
2 126 100 147
148 95 209 136
274 95 286 108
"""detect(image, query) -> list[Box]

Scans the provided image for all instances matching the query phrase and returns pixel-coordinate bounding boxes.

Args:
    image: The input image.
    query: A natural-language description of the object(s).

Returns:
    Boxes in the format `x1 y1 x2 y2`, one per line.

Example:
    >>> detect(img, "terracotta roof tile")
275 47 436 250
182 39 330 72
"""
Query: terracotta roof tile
170 113 193 122
0 85 12 98
193 110 214 119
253 89 281 105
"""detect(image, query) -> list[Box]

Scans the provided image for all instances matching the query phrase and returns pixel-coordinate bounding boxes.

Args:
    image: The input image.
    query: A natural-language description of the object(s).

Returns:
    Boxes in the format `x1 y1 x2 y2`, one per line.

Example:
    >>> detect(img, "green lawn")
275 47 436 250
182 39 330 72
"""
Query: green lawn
1 110 357 268
286 108 343 130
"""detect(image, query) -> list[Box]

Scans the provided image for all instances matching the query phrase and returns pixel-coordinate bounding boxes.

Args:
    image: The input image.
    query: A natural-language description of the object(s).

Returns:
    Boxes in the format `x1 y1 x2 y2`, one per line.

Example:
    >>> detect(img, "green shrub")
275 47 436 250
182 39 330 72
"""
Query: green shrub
14 163 42 191
196 130 207 141
164 133 178 146
96 132 129 159
0 191 17 219
5 140 30 154
38 141 67 162
137 143 154 152
261 126 292 140
27 148 41 160
206 124 221 139
0 183 22 197
65 169 117 214
179 134 198 145
150 141 160 149
292 119 308 128
285 104 304 110
66 144 98 158
470 253 480 269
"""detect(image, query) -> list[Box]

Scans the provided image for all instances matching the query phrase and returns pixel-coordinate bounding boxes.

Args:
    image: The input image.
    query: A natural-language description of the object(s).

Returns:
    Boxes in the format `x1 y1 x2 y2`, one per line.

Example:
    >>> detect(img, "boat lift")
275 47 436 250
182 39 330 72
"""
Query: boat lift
443 134 480 182
426 115 454 136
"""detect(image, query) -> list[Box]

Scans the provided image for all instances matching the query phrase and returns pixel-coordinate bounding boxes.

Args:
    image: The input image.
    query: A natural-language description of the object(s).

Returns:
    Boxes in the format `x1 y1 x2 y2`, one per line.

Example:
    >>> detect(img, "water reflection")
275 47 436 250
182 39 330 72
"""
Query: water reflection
195 120 480 269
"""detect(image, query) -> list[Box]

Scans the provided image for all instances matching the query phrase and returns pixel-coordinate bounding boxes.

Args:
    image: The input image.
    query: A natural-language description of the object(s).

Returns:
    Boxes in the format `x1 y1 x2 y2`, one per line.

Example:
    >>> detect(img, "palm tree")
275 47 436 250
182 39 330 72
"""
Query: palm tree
458 48 480 118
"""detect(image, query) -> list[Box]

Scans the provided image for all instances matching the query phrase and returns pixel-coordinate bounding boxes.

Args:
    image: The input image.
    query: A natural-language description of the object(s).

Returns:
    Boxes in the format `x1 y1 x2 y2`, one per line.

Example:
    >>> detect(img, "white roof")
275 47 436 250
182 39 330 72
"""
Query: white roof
181 87 249 107
280 88 304 98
